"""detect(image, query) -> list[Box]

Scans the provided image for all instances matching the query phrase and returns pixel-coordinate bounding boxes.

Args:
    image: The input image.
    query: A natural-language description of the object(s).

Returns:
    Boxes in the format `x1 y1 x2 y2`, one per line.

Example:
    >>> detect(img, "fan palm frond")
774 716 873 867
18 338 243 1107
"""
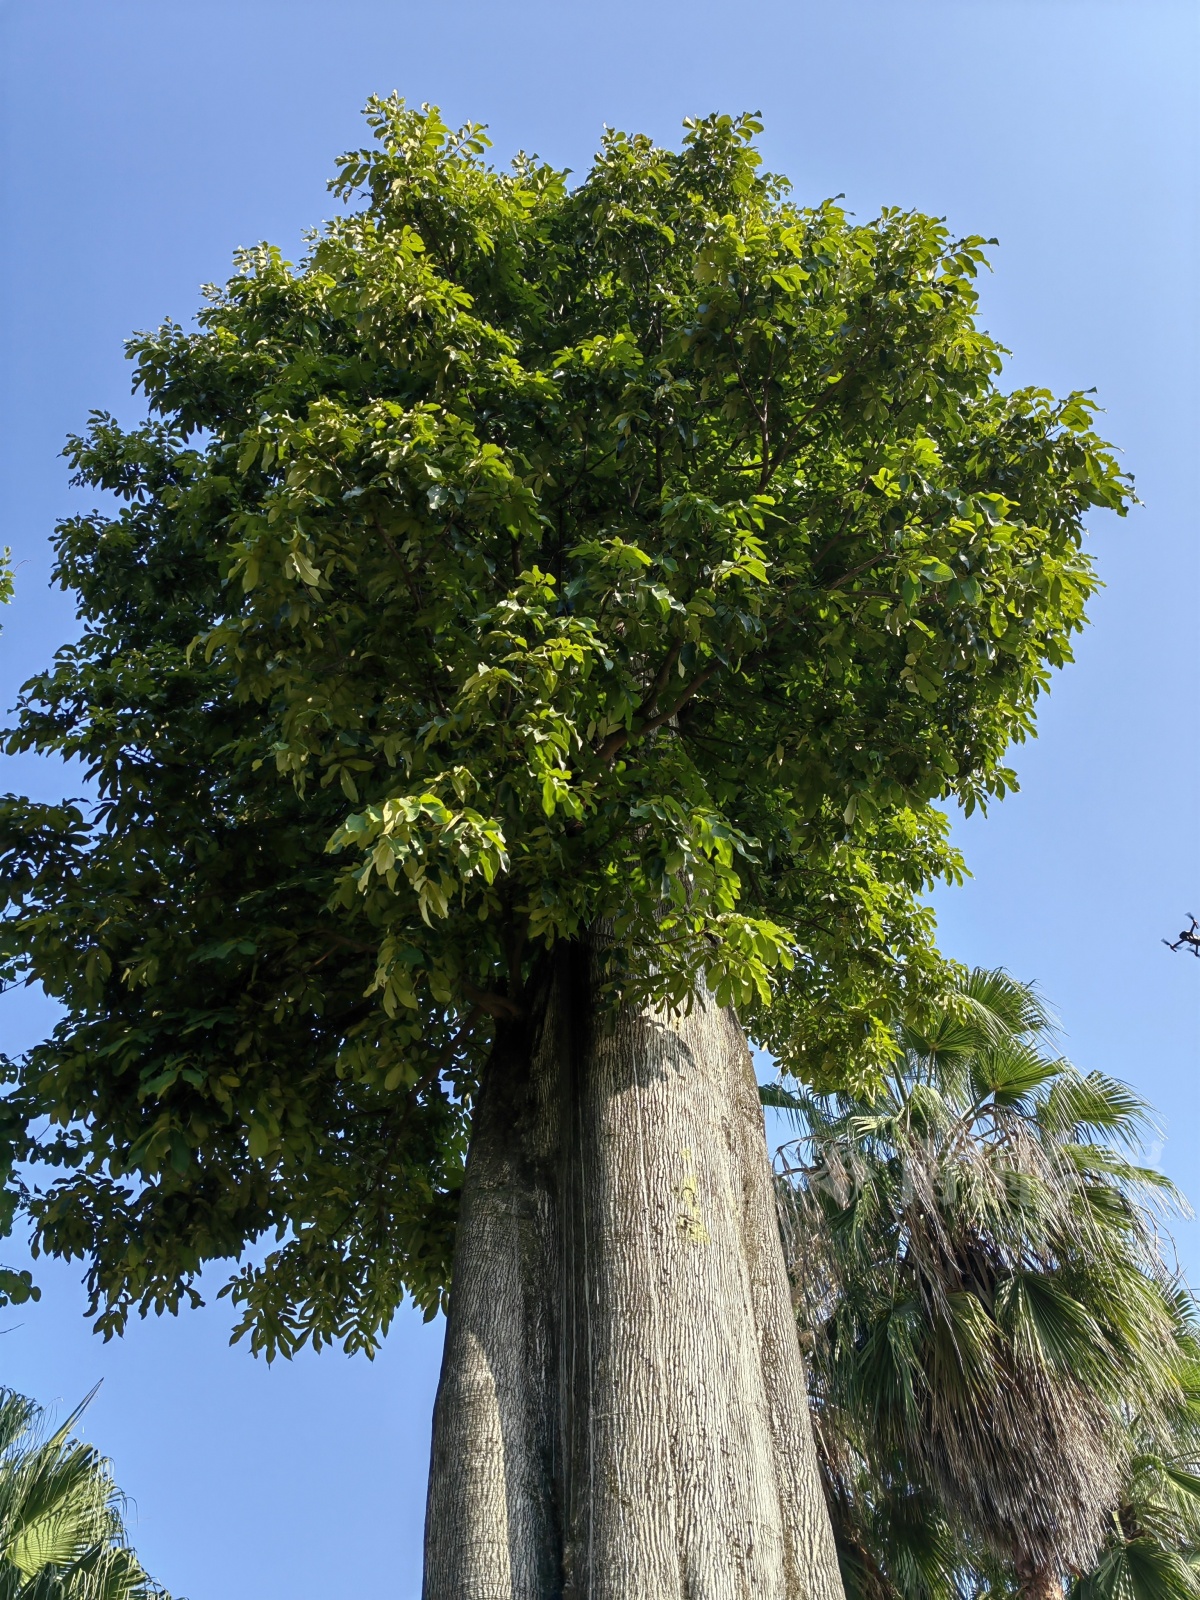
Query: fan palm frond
779 966 1192 1600
0 1389 170 1600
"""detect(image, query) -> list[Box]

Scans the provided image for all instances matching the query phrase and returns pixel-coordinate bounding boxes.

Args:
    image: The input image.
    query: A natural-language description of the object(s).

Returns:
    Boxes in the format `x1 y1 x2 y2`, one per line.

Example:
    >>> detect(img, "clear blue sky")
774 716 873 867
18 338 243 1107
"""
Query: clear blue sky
0 3 1196 1596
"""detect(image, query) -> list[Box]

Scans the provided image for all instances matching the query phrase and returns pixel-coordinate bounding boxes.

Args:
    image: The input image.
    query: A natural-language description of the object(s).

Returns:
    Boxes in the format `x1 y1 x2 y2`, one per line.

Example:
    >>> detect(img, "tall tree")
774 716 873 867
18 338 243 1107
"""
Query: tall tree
0 103 1131 1596
779 969 1187 1600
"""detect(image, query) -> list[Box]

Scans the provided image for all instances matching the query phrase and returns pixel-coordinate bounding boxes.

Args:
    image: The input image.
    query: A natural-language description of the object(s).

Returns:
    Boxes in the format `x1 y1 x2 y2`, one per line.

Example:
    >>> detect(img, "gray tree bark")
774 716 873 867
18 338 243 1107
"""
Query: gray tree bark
423 936 845 1600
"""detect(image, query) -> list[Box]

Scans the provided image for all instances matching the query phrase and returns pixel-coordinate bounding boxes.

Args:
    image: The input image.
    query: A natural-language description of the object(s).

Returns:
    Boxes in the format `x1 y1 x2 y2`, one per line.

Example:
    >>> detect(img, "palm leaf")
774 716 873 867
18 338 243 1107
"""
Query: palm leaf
782 964 1196 1600
0 1389 168 1600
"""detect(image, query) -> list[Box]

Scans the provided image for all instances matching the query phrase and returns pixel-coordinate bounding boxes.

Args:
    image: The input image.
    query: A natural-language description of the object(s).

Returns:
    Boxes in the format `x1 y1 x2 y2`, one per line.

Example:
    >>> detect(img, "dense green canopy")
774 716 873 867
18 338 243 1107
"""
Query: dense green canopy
0 102 1130 1356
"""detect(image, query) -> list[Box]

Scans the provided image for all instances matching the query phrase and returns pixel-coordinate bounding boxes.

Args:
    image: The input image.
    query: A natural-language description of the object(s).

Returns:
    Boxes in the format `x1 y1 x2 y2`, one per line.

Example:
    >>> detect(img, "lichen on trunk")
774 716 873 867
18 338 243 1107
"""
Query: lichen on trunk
424 936 844 1600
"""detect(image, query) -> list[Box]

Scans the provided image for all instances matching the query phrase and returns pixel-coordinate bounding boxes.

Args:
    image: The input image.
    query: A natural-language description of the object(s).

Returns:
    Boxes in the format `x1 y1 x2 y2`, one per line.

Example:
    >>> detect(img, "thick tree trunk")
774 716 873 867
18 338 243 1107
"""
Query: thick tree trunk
423 936 844 1600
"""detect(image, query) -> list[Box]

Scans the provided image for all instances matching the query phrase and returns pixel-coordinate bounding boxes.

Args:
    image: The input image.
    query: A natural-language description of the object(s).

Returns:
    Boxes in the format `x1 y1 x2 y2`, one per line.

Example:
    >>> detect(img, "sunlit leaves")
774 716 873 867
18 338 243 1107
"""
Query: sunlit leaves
0 100 1132 1355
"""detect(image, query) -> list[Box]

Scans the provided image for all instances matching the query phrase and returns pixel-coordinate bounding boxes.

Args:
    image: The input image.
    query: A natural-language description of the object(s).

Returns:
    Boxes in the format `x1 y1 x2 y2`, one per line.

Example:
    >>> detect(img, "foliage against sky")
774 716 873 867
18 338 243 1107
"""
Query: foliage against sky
780 970 1195 1600
0 1387 168 1600
0 102 1131 1356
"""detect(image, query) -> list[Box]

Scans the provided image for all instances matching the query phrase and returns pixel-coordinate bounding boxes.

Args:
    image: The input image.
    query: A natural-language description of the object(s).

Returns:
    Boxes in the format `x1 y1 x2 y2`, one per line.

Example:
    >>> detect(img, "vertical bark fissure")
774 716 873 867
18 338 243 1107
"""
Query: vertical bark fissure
566 943 598 1596
423 934 846 1600
631 1031 686 1598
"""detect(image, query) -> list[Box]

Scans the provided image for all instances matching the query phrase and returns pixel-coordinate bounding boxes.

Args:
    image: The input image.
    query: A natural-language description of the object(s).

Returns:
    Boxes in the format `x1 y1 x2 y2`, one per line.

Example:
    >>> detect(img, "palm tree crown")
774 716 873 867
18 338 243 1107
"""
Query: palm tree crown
0 1387 169 1600
775 968 1190 1600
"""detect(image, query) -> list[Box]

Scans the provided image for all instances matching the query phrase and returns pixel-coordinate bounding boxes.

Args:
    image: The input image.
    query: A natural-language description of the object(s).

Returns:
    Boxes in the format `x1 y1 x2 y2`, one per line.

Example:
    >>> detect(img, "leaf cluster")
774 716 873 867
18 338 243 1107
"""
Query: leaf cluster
0 103 1132 1353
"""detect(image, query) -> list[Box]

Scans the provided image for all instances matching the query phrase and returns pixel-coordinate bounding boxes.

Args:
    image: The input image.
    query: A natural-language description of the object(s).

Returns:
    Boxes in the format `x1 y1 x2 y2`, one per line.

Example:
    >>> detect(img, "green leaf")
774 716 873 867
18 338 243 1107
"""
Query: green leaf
0 96 1130 1362
917 558 954 584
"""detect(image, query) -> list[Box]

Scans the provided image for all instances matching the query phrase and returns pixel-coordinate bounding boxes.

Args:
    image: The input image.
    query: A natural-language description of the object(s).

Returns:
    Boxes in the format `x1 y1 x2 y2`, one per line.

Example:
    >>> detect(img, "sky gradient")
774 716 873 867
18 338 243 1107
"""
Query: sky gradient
0 3 1196 1595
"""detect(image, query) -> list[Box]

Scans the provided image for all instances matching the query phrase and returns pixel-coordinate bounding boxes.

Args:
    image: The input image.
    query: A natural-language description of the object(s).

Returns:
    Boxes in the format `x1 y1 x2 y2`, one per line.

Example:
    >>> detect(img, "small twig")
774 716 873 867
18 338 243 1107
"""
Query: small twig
396 1003 483 1132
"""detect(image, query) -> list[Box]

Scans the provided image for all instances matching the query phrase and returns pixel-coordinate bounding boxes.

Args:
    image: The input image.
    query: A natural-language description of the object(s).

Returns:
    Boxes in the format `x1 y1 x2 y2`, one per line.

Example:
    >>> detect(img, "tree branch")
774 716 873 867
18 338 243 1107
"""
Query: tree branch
827 551 894 591
595 656 720 766
592 638 682 764
458 978 523 1021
